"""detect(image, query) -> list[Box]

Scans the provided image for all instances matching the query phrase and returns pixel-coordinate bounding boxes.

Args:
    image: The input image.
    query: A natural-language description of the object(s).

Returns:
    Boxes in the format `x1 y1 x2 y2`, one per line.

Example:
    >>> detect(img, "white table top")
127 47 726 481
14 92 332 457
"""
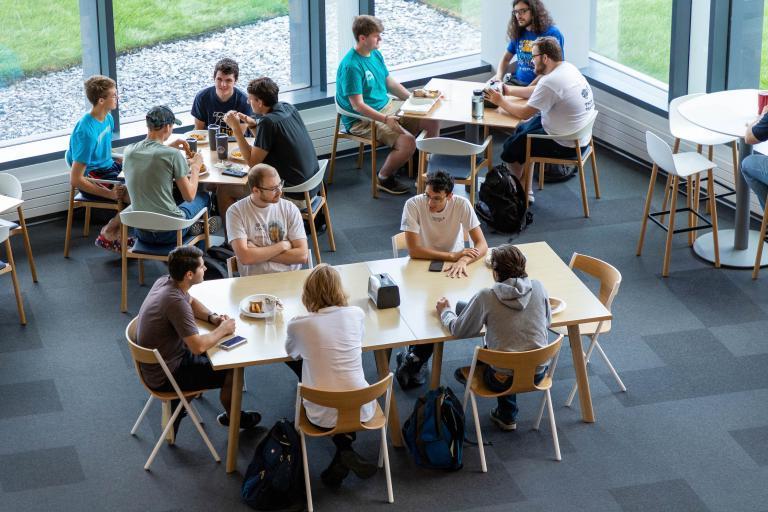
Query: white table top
677 89 759 138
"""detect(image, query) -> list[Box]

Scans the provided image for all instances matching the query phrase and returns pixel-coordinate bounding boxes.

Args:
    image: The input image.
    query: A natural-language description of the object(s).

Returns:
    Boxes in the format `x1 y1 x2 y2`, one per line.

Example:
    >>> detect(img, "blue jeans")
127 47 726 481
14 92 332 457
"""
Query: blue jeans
741 154 768 211
136 190 211 245
79 161 124 201
483 365 546 422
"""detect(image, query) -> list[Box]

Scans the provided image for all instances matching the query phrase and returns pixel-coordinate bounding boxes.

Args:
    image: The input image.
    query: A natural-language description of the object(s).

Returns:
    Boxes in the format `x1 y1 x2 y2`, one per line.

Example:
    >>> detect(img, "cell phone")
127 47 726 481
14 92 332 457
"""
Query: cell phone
428 260 444 272
222 168 247 178
219 335 247 351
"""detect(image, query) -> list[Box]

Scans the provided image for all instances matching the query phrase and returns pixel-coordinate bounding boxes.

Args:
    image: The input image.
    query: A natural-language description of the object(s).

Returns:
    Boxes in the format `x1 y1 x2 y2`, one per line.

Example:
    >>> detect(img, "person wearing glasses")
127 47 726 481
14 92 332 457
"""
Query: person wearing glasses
493 0 564 87
226 163 309 276
485 36 593 204
395 170 488 390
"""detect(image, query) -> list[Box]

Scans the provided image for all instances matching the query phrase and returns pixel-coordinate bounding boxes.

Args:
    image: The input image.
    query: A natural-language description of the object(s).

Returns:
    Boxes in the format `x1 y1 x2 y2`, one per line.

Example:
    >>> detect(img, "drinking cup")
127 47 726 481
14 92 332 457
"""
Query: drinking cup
208 124 219 150
216 133 229 161
758 91 768 115
185 138 197 153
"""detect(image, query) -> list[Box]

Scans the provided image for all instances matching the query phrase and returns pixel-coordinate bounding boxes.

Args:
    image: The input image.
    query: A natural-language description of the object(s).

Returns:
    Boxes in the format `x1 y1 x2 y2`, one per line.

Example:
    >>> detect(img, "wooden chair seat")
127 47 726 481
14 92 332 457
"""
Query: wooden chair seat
298 401 387 436
552 320 611 337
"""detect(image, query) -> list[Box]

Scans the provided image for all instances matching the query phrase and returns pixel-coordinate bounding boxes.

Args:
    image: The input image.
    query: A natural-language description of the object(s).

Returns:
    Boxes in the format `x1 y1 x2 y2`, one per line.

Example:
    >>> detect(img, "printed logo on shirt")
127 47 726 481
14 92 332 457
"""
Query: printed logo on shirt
213 112 234 136
268 221 285 243
97 125 111 144
365 70 375 82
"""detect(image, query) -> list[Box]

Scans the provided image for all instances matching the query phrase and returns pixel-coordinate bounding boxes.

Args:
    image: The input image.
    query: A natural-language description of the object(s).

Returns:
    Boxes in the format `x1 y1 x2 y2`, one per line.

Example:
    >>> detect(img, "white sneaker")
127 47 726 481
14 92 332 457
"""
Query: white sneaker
527 192 535 204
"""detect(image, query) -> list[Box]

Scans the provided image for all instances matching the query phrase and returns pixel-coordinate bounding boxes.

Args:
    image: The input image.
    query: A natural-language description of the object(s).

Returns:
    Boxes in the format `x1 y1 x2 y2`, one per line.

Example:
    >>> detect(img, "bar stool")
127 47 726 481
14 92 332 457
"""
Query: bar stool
637 131 720 277
753 196 768 279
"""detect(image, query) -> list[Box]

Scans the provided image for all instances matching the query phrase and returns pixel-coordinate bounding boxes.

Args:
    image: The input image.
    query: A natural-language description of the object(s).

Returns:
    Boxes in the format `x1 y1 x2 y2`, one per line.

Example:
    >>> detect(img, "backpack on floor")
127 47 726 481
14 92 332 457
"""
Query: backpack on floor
202 244 235 280
241 419 304 511
542 163 578 183
476 164 532 235
402 386 465 471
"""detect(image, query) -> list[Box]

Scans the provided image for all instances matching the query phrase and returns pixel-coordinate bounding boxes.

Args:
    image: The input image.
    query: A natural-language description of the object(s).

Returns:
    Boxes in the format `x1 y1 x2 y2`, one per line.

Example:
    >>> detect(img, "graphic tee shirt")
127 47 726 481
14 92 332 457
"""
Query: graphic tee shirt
124 139 189 218
527 62 594 148
506 26 564 85
226 197 306 276
335 48 390 131
285 306 375 429
751 113 768 141
136 276 198 389
67 112 115 172
400 194 480 253
191 86 253 136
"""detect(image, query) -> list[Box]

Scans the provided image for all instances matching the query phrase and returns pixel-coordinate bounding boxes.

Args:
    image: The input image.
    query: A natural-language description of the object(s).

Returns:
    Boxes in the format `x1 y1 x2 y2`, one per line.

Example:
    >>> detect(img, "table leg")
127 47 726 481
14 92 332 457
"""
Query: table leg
17 206 38 283
430 342 444 389
375 349 403 448
734 139 752 250
225 367 244 473
567 324 594 423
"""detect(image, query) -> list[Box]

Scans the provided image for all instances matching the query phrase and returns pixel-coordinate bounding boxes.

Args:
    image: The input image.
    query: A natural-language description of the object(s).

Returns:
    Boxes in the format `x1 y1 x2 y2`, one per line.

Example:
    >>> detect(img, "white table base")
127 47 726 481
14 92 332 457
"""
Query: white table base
693 229 768 268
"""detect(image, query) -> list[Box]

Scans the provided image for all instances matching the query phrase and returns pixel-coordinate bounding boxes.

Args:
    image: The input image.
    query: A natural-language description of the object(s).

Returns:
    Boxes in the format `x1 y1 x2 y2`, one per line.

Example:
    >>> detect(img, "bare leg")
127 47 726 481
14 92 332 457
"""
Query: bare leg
101 214 122 240
378 132 416 179
418 118 440 138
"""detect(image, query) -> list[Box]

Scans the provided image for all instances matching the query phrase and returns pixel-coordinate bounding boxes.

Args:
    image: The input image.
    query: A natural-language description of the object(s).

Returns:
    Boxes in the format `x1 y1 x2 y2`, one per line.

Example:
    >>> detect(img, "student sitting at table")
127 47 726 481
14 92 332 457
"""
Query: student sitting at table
66 74 131 252
226 164 309 276
285 264 378 489
123 106 220 244
191 58 253 137
395 170 488 390
440 244 551 431
136 245 262 435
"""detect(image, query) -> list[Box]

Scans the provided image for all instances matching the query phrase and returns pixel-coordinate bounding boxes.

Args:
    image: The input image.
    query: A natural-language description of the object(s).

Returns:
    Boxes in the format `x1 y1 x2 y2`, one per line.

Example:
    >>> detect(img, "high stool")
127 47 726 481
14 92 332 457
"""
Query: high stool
637 131 720 277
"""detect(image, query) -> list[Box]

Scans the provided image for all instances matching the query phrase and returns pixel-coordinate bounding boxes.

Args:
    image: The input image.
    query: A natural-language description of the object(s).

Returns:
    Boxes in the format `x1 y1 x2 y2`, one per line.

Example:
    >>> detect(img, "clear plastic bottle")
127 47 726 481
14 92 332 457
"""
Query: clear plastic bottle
472 89 484 119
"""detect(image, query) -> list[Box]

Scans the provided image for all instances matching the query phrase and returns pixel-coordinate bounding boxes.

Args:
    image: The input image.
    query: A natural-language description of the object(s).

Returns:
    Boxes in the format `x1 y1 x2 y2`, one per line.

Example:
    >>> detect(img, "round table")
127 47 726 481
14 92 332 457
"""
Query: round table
677 89 768 268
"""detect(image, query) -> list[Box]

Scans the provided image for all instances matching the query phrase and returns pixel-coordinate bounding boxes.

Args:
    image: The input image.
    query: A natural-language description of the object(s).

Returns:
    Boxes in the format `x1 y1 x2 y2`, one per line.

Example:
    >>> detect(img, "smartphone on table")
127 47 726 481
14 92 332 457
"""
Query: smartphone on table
428 260 444 272
219 335 247 351
222 168 247 178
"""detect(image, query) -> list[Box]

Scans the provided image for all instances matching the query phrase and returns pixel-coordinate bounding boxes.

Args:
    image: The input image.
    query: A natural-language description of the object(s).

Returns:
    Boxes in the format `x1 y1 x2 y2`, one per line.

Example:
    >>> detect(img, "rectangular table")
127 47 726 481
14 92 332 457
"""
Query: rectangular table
191 242 611 473
0 193 38 282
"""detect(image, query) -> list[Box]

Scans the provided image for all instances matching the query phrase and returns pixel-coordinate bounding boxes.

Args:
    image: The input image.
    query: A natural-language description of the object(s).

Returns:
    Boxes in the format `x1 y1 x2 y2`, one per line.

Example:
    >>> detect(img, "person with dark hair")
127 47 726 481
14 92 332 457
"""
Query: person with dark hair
439 244 551 431
285 264 378 489
494 0 564 86
485 35 594 204
335 15 439 195
395 170 488 389
136 245 262 435
191 58 252 136
220 76 319 217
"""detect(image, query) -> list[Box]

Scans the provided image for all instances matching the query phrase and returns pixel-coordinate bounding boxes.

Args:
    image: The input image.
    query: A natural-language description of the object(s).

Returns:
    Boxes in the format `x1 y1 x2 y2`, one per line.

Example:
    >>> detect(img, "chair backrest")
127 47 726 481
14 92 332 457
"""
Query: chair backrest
391 232 407 258
568 253 622 310
0 173 22 199
282 160 328 194
473 335 564 395
334 97 368 122
119 205 205 231
645 131 677 175
125 317 180 394
572 109 598 141
297 373 393 434
415 133 491 156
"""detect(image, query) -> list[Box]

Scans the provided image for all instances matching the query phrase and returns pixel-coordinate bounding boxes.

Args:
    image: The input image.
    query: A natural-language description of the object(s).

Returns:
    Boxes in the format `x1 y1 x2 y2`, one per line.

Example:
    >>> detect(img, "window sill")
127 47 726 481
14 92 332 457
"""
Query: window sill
582 58 668 117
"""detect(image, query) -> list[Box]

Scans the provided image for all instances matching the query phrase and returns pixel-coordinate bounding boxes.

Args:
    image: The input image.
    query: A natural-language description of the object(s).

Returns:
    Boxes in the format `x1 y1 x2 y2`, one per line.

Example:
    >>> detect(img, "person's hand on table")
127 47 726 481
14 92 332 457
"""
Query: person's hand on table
210 313 231 327
451 247 479 262
483 87 504 106
444 258 469 278
436 297 451 316
217 317 236 336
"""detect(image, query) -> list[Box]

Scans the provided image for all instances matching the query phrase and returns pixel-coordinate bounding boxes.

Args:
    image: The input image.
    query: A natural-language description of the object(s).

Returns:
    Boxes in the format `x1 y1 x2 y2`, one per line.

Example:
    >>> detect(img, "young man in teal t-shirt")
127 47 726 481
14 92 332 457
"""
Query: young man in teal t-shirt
335 15 439 195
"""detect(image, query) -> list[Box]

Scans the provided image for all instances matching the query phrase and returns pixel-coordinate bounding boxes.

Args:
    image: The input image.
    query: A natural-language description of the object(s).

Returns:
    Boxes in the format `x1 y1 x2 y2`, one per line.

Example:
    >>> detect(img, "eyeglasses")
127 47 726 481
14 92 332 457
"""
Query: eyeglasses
531 53 543 59
257 180 284 193
513 7 530 16
424 192 448 203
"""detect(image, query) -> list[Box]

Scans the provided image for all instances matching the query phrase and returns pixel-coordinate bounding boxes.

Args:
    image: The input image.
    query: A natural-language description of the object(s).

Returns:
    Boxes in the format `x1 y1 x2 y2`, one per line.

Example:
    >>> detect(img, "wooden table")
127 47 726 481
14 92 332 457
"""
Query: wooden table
0 193 38 282
191 241 611 473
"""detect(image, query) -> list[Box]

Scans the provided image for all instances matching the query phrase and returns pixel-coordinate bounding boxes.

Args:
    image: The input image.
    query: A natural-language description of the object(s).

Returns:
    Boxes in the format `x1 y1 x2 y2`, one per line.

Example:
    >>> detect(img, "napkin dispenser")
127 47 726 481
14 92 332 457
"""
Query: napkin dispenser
368 273 400 309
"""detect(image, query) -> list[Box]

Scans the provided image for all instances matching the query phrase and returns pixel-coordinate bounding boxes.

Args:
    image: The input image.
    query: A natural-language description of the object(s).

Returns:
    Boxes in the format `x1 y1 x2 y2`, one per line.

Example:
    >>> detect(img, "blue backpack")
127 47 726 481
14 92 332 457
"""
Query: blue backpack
402 386 465 471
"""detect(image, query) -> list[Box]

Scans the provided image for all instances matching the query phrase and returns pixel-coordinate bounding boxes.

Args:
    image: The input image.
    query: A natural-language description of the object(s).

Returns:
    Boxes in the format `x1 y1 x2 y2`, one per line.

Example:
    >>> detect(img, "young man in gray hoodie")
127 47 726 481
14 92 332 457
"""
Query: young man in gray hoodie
436 244 551 431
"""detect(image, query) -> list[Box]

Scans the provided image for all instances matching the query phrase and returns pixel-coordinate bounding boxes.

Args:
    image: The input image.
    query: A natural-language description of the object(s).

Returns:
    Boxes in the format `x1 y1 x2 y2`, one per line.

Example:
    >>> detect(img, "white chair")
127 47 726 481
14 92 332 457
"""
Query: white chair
118 206 210 312
391 230 472 258
226 250 314 279
283 160 336 264
415 132 492 207
523 109 600 217
637 131 720 277
125 318 220 471
0 173 37 282
0 221 26 324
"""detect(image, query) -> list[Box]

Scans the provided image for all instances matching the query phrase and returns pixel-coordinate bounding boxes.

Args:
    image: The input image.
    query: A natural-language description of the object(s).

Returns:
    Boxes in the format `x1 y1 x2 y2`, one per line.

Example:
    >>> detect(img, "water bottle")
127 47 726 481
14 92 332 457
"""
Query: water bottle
472 89 484 119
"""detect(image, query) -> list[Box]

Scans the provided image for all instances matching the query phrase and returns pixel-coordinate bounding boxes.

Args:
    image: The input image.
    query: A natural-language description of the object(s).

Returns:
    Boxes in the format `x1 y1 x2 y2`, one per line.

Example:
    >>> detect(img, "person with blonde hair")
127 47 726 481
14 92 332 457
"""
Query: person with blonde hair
285 264 377 489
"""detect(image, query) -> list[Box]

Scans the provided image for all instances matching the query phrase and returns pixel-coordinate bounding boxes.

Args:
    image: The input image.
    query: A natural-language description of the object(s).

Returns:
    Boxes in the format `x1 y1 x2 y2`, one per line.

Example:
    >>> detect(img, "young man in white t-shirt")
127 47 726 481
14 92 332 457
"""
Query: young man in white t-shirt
485 35 594 203
395 170 488 389
226 164 309 276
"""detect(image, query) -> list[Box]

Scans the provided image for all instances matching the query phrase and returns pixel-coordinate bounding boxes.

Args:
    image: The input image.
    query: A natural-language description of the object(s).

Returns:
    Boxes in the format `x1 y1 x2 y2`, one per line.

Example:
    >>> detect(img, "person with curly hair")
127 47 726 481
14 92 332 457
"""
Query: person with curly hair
493 0 564 86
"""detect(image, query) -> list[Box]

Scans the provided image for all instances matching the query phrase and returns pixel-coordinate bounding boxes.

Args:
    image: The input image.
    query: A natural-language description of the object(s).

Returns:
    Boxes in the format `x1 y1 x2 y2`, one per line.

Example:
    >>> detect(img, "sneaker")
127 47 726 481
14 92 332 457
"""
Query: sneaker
396 351 427 390
320 453 349 489
339 449 377 479
527 191 535 205
216 410 262 430
189 215 222 236
95 234 135 253
377 175 410 195
454 367 468 386
489 408 517 431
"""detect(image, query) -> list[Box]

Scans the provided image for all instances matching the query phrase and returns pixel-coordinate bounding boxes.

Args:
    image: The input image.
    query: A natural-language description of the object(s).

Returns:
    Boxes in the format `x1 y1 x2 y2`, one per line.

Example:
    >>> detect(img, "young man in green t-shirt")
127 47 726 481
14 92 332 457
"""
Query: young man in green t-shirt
335 15 439 195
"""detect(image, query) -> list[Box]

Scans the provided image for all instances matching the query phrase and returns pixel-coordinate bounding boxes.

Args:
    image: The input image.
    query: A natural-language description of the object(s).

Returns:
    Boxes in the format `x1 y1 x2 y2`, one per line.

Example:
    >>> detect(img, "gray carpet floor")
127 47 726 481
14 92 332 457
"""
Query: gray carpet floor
1 136 767 512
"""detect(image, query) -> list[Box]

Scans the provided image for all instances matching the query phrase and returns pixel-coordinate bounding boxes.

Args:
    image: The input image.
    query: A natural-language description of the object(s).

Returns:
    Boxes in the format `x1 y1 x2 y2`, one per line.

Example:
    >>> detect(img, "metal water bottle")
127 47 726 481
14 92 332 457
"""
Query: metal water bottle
472 89 484 119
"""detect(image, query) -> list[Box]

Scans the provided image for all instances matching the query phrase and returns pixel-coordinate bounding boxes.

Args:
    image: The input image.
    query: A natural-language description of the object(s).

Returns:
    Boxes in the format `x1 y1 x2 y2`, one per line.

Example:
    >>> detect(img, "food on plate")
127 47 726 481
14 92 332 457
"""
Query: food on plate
249 300 263 314
231 150 243 159
413 88 440 99
188 133 206 141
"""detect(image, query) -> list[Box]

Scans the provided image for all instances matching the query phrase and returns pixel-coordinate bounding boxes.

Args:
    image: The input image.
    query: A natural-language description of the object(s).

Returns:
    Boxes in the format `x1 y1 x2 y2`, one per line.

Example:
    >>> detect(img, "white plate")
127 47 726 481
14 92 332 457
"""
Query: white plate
400 95 439 114
549 296 566 315
184 130 208 143
239 294 281 319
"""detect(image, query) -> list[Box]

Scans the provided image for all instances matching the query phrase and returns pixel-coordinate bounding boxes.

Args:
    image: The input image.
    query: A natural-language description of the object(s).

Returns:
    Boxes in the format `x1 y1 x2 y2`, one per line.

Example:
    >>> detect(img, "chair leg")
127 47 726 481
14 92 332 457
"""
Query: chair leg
594 340 626 391
534 392 547 429
590 142 601 198
130 395 154 435
121 225 129 312
138 259 145 286
659 173 672 225
470 393 487 473
577 160 590 218
636 164 659 256
307 210 322 265
357 143 365 169
662 176 679 277
64 190 76 257
83 206 92 237
371 137 378 199
686 176 695 247
5 240 26 325
327 118 341 184
322 195 336 252
545 390 562 461
381 427 394 503
146 402 183 470
708 169 720 268
299 432 314 512
17 208 38 282
753 201 768 279
538 162 544 190
183 397 220 463
692 174 702 243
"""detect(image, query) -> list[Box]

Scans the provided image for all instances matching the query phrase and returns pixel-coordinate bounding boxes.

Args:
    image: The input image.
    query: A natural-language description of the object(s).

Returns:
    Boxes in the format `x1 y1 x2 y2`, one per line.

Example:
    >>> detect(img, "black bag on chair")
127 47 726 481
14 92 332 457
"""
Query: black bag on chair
476 164 532 235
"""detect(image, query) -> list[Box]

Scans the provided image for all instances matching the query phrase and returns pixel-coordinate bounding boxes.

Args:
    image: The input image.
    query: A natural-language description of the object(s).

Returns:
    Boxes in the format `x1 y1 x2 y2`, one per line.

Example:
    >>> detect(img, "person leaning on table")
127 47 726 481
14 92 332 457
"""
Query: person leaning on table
741 105 768 211
438 244 551 432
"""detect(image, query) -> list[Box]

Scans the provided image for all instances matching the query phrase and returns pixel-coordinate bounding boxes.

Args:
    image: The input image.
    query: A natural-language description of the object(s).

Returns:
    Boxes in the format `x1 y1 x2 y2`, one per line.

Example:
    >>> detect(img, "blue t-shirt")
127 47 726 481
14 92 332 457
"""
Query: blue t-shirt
335 48 390 131
67 112 115 173
752 113 768 142
191 86 252 136
506 26 565 85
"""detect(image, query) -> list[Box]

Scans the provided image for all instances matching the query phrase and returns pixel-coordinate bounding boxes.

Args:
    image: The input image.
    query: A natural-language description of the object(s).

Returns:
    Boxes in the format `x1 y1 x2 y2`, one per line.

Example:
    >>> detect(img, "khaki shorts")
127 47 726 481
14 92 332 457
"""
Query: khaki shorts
348 100 422 148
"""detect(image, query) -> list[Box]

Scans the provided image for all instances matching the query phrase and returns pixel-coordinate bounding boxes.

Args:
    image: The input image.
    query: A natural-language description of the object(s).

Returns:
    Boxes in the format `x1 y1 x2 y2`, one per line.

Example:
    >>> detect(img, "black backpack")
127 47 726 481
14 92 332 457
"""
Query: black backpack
402 386 465 471
476 164 532 235
202 244 235 281
241 419 304 511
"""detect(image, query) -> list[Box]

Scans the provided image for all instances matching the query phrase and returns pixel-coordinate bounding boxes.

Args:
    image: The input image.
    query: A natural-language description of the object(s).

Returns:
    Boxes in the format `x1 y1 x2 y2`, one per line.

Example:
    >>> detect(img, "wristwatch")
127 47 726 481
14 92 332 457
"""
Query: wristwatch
207 313 219 324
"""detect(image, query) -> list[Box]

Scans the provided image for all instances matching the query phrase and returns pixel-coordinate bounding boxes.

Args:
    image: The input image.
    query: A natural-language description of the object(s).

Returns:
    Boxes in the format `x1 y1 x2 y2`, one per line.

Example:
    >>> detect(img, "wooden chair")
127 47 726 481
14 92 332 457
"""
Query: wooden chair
119 206 210 312
460 336 564 471
295 373 394 512
523 109 600 217
125 318 220 470
415 132 492 207
753 196 768 279
283 160 336 264
637 131 720 277
327 99 412 198
226 249 314 278
0 173 37 282
0 221 26 324
552 253 624 407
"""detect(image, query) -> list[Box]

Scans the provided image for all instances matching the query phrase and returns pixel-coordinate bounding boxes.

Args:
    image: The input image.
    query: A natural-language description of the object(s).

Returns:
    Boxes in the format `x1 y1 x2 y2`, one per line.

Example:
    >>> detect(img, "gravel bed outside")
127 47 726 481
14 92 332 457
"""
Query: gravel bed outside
0 0 479 144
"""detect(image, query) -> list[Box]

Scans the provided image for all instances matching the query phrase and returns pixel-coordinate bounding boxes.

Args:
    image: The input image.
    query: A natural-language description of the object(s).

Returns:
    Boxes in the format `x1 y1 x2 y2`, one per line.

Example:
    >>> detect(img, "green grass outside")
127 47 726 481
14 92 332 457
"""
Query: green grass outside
419 0 481 28
762 9 768 89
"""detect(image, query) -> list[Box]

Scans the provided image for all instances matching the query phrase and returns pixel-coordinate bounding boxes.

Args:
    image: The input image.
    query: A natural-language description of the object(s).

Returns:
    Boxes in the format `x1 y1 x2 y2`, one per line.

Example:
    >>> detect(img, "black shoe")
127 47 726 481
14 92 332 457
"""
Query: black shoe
339 449 377 479
377 175 410 195
489 408 517 431
216 410 262 430
321 453 350 489
170 399 187 438
454 367 468 386
395 351 427 390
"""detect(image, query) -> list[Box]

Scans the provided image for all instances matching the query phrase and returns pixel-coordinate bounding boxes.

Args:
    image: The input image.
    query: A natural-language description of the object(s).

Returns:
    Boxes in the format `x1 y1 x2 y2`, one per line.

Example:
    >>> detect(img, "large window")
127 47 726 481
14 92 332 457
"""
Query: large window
591 0 672 87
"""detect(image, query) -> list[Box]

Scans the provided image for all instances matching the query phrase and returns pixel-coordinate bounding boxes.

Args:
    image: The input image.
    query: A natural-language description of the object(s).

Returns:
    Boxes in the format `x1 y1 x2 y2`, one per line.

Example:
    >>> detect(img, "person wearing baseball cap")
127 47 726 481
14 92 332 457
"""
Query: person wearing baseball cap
123 105 220 245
